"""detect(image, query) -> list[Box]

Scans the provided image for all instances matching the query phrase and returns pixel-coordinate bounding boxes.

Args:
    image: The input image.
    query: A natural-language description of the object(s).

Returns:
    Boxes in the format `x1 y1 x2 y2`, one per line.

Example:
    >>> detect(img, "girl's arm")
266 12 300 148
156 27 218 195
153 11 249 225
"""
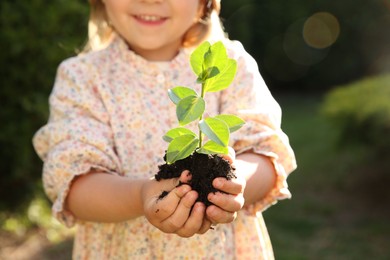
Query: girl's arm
66 171 212 236
236 152 276 206
66 172 147 222
205 152 275 223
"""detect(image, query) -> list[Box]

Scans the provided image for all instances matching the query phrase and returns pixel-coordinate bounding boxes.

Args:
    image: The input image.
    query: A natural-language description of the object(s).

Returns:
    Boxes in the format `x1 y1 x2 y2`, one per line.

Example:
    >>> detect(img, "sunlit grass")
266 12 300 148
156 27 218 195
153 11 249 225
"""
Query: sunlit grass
265 94 390 259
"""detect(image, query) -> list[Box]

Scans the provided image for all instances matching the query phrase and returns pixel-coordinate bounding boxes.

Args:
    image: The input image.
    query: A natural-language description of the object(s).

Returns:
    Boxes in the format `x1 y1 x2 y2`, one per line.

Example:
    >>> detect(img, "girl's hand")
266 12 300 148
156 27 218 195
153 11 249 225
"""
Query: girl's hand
141 171 211 237
206 147 246 224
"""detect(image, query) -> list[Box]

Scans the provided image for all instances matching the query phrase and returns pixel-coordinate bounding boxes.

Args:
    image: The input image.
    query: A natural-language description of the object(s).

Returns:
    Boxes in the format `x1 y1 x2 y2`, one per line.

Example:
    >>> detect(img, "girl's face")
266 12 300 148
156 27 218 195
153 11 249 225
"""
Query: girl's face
103 0 204 61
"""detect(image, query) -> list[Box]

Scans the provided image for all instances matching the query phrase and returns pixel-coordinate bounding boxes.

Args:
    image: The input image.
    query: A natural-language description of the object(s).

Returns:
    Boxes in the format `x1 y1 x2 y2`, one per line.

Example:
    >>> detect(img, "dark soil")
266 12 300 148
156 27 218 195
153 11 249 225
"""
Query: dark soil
156 152 236 206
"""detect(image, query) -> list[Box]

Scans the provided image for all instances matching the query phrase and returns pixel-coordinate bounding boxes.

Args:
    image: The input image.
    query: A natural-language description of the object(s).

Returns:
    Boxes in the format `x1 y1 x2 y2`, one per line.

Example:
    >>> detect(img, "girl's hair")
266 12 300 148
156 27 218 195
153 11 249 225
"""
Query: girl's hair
84 0 225 52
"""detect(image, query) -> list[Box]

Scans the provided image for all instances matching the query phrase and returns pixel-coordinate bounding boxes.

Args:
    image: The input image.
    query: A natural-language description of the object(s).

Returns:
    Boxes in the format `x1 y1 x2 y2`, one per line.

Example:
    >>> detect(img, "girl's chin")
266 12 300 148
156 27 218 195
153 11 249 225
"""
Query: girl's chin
127 42 180 61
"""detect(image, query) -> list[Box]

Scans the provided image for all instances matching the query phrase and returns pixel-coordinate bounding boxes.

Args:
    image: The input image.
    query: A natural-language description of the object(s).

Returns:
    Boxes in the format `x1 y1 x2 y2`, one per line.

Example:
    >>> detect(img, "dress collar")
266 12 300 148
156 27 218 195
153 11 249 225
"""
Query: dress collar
108 35 190 75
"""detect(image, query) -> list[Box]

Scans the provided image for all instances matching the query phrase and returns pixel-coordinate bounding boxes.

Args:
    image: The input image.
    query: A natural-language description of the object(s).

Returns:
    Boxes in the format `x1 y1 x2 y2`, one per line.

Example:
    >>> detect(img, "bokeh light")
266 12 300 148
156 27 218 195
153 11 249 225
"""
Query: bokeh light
303 12 340 49
283 18 329 66
263 12 341 82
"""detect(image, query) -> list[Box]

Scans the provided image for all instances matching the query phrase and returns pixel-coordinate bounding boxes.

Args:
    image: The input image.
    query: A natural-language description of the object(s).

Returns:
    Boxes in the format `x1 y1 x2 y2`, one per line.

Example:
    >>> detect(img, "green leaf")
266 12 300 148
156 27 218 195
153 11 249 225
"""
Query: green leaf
198 140 229 155
199 117 229 147
195 41 237 93
204 41 228 70
204 59 237 92
190 41 211 77
166 135 199 164
177 96 205 126
214 114 245 132
197 66 220 84
168 86 198 105
163 127 197 142
163 41 240 159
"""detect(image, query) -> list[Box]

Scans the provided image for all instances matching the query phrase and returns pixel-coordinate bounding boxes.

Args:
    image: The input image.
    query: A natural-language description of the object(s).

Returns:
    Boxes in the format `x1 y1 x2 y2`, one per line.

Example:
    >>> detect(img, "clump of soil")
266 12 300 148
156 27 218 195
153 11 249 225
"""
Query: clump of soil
155 152 236 206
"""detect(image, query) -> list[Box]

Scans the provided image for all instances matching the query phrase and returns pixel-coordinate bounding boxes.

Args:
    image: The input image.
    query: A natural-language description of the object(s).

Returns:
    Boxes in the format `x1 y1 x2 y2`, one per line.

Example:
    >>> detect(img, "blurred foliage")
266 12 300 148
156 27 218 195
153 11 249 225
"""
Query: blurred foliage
322 74 390 153
1 196 74 242
221 0 390 92
0 0 88 215
1 0 390 220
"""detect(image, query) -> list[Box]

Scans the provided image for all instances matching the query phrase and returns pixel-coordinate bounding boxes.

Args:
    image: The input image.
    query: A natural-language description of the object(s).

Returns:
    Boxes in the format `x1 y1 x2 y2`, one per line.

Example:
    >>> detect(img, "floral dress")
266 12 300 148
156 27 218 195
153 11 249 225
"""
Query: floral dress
33 35 296 259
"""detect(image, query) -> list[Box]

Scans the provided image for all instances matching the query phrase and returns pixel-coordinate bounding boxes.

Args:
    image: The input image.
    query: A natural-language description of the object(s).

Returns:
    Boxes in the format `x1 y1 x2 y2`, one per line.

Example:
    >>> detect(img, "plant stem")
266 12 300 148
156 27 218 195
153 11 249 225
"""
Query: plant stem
198 82 206 148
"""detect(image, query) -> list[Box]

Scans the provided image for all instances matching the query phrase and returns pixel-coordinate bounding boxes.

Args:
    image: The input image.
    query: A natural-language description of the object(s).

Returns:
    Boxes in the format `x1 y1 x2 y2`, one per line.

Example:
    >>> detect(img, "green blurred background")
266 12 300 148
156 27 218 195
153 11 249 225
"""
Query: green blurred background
1 0 389 259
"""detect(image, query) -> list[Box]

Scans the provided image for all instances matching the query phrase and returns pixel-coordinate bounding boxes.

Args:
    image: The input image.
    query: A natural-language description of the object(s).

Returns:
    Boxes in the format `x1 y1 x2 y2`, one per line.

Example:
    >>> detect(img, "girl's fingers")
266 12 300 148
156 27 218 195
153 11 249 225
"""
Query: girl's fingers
197 216 212 234
176 202 207 237
151 170 192 220
208 191 244 212
153 184 192 220
179 170 192 183
206 204 238 224
160 190 198 232
212 176 245 195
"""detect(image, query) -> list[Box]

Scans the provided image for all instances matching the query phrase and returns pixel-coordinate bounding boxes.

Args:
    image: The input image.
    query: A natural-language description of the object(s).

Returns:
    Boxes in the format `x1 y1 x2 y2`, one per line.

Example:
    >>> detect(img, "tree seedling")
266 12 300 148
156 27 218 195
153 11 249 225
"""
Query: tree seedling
156 41 246 205
162 41 245 164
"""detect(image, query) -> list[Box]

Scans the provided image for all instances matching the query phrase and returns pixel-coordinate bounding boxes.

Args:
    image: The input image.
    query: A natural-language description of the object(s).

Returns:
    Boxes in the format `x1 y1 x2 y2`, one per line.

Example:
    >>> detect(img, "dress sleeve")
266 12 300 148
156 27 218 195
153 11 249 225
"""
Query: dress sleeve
32 59 122 227
220 42 297 214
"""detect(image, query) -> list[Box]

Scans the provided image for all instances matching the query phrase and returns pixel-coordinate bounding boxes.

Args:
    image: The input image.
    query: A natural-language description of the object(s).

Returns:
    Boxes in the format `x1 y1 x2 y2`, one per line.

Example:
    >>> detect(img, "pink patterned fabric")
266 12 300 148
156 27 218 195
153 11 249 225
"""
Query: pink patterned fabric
33 35 296 259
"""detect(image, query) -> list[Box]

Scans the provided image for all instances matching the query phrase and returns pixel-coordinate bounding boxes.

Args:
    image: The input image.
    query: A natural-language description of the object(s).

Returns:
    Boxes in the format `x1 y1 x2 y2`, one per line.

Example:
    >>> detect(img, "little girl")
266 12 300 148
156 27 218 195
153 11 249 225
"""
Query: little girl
33 0 296 258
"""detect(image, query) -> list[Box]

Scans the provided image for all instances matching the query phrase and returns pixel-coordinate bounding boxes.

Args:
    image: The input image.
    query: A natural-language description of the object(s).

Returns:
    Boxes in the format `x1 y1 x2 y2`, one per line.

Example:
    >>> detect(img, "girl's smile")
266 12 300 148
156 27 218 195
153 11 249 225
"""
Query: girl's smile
103 0 204 61
133 14 168 24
